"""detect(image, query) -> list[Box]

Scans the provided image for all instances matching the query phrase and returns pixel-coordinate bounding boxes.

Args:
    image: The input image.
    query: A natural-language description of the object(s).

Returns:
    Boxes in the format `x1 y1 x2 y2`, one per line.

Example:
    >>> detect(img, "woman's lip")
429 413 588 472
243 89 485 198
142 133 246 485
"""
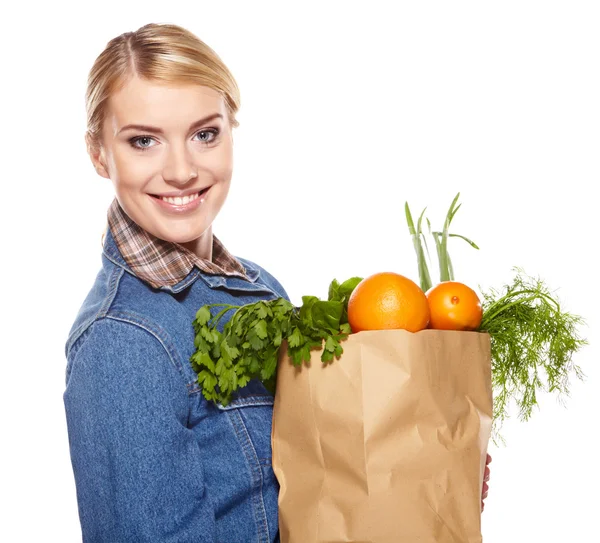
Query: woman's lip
149 187 210 214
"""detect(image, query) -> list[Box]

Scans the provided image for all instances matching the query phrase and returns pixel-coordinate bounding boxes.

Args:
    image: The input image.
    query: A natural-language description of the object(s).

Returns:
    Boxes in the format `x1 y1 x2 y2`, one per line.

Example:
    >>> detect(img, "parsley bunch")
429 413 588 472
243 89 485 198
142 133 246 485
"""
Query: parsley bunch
190 277 363 405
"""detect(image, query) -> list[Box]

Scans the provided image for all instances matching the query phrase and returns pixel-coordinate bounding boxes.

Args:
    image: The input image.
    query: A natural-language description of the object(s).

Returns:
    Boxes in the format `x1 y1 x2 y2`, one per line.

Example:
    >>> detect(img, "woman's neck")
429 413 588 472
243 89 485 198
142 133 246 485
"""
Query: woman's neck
179 225 213 261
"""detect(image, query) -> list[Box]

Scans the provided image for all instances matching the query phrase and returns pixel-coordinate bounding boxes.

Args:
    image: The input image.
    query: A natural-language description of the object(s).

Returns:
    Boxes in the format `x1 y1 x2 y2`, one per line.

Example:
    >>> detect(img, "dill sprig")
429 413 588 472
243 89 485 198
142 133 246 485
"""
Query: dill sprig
479 267 587 442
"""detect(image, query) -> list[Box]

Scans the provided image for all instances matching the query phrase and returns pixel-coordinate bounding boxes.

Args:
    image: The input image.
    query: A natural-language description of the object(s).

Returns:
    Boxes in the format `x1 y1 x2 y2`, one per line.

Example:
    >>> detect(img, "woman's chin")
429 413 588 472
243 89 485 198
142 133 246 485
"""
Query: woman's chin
156 222 211 246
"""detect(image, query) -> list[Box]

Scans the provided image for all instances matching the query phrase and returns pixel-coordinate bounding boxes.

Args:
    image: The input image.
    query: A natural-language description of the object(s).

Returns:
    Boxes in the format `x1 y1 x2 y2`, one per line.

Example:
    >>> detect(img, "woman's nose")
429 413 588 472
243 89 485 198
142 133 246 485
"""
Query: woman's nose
162 145 198 186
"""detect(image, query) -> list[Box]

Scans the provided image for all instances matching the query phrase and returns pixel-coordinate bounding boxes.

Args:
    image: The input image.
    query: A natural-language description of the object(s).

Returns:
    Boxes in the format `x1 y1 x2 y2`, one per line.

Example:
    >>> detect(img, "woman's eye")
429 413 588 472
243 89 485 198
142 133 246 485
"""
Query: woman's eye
195 129 219 143
131 136 155 150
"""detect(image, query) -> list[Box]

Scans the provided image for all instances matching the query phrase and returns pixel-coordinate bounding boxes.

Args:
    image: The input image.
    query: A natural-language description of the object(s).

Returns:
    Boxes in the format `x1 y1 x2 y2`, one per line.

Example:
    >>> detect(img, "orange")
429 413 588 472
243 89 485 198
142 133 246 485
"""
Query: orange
347 272 430 333
425 281 483 331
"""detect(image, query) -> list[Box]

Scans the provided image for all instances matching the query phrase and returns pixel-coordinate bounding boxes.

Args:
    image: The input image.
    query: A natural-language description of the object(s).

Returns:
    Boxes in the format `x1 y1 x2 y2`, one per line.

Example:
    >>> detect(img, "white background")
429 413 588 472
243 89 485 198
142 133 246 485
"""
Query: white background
2 1 598 541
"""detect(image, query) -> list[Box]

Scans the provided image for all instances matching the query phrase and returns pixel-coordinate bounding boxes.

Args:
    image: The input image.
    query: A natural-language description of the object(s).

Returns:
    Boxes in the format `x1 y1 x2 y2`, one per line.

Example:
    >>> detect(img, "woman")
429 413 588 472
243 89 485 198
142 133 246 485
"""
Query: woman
64 22 490 542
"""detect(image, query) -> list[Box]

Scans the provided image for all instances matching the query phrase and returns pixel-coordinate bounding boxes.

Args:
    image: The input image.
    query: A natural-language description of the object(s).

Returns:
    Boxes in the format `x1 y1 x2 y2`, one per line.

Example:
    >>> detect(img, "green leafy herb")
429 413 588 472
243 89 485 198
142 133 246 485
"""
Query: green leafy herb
405 202 433 292
405 192 479 290
406 194 587 443
190 277 363 406
479 267 587 441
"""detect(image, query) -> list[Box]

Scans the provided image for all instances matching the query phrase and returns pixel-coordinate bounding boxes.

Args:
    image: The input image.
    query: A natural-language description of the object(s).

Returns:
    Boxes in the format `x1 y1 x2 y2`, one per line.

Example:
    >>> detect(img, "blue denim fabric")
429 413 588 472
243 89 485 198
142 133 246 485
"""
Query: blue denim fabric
63 227 289 542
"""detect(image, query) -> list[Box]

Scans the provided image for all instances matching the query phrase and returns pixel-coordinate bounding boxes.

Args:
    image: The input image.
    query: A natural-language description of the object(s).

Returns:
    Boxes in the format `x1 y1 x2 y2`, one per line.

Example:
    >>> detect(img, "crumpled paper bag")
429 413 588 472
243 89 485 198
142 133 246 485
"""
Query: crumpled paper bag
272 329 492 543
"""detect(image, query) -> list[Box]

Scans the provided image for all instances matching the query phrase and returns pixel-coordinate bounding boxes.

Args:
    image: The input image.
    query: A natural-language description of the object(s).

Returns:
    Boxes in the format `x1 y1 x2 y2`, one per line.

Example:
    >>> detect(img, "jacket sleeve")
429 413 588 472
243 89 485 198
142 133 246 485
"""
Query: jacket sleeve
63 317 216 543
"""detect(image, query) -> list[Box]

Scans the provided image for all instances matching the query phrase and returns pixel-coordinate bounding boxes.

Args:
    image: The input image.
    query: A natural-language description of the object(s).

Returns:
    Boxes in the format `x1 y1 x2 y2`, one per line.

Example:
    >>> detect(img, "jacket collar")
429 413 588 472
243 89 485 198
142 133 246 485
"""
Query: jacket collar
102 226 262 294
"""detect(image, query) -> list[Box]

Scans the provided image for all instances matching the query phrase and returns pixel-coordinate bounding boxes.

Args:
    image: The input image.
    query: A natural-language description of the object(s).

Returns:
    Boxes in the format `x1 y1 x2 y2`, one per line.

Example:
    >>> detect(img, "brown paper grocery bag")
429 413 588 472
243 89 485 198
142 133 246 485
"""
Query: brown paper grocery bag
272 329 492 543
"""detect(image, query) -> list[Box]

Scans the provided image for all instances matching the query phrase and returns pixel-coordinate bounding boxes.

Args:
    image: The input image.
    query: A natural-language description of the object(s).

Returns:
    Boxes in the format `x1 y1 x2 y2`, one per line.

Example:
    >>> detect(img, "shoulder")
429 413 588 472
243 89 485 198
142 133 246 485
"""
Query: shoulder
65 261 192 386
67 316 169 369
63 317 192 423
65 315 194 403
237 256 290 301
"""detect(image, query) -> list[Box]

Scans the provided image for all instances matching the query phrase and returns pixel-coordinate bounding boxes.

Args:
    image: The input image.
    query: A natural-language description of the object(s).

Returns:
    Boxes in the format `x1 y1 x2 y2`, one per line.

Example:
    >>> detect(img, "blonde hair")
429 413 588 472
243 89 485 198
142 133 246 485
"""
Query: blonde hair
85 22 240 150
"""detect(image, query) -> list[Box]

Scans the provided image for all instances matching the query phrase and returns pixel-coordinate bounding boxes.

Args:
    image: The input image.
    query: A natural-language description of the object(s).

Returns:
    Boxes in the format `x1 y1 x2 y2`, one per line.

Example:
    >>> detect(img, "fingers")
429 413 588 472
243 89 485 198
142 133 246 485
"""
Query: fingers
482 481 489 499
482 454 492 512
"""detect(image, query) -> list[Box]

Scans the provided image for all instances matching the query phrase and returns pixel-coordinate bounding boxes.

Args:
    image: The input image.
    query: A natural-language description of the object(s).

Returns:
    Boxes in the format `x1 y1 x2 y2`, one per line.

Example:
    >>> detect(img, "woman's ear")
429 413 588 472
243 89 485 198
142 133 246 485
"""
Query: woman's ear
85 133 110 179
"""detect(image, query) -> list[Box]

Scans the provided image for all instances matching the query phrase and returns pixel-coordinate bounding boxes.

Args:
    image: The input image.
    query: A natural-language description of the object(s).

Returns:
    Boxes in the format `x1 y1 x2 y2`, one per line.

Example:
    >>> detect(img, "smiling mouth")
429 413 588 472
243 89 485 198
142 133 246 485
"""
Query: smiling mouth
150 187 209 206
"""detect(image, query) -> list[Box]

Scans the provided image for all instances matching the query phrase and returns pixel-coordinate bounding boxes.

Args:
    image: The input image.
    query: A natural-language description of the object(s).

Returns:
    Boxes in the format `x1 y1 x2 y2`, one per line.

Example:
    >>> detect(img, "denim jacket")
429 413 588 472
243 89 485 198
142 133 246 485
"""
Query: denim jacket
63 227 289 542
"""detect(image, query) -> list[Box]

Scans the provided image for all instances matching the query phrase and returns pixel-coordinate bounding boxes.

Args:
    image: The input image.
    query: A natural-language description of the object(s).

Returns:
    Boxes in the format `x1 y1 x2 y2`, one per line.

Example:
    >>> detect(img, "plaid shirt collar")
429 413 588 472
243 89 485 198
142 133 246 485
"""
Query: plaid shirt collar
105 198 249 289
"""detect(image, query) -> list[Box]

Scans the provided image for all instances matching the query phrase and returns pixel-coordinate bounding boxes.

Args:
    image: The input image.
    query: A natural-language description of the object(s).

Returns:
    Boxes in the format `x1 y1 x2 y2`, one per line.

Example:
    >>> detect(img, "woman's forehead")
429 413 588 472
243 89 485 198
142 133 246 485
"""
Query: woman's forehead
105 78 226 133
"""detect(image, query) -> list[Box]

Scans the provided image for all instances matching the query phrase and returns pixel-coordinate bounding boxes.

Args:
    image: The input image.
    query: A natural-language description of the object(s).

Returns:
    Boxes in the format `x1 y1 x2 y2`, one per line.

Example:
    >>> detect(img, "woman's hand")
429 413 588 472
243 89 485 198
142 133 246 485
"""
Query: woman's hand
481 453 492 512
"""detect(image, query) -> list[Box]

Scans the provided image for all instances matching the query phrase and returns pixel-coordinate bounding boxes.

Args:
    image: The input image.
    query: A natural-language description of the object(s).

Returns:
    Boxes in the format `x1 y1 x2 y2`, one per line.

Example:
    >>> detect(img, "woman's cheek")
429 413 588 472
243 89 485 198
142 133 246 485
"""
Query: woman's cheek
120 163 156 189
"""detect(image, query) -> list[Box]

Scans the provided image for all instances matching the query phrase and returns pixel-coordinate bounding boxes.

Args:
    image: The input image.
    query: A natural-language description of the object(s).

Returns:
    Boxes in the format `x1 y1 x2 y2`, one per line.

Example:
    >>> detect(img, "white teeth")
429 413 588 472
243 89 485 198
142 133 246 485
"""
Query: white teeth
161 191 201 205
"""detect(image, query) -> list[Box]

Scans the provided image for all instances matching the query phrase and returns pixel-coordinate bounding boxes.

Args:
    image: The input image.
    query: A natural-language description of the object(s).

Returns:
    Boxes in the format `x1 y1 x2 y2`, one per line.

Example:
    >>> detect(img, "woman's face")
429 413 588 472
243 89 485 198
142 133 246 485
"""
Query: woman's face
90 76 234 252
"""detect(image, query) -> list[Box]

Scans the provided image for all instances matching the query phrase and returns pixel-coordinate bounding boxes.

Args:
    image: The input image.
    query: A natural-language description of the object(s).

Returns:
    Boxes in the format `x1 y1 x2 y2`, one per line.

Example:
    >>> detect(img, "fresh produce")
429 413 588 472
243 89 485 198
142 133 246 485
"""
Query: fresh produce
190 277 361 405
480 268 586 435
426 281 482 331
405 192 479 293
190 191 587 440
347 272 430 333
405 192 587 437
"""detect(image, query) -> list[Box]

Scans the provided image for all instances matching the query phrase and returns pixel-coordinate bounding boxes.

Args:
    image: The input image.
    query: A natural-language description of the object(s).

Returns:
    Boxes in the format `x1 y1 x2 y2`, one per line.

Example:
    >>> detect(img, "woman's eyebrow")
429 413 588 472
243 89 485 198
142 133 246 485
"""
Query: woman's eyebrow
117 113 223 135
